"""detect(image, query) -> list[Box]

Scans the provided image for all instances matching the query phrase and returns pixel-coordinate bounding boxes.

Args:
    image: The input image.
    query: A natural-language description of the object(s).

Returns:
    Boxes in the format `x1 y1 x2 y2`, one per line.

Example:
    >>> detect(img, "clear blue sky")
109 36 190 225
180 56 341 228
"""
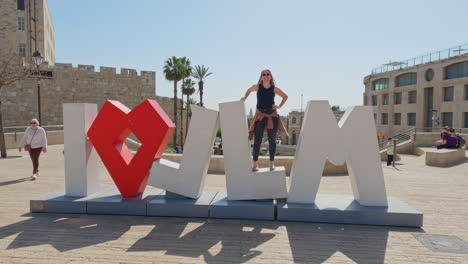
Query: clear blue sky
48 0 468 115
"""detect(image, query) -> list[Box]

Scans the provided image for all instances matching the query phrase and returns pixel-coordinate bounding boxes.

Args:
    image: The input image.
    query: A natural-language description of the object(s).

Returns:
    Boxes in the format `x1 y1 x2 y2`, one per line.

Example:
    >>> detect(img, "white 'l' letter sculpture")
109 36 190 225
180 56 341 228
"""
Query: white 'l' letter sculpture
288 101 388 206
63 103 100 196
219 101 288 200
148 105 219 199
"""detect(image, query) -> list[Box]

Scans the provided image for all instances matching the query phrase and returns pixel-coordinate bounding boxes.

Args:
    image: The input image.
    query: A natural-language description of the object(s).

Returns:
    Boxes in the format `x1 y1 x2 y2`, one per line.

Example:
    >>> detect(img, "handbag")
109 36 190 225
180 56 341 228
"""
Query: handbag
24 129 38 151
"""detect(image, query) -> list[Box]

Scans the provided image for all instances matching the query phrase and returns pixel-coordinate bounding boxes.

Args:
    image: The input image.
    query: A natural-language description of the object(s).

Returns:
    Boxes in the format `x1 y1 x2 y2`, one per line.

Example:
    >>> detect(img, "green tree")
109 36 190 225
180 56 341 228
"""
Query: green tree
192 65 212 107
182 79 196 139
163 56 184 147
179 57 192 145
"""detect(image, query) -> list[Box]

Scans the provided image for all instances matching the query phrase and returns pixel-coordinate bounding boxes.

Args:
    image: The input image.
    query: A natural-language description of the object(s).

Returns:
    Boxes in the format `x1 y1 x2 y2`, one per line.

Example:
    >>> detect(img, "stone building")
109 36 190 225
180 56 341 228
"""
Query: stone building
363 45 468 138
0 0 55 64
0 0 187 145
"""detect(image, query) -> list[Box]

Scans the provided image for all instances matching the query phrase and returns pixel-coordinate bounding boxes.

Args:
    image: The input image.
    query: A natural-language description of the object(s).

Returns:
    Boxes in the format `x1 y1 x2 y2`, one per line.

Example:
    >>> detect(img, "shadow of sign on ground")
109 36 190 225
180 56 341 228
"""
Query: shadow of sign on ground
0 214 424 263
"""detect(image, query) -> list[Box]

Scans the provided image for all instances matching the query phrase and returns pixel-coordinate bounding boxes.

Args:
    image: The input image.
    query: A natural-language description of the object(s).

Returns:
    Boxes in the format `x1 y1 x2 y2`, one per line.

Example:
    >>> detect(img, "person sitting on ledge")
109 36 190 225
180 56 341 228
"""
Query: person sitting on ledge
437 130 459 150
241 69 288 171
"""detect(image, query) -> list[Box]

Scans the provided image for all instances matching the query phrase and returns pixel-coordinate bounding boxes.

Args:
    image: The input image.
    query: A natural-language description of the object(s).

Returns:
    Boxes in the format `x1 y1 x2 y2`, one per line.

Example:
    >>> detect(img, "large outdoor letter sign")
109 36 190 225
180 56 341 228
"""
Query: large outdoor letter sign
32 99 421 227
87 100 175 198
288 100 388 206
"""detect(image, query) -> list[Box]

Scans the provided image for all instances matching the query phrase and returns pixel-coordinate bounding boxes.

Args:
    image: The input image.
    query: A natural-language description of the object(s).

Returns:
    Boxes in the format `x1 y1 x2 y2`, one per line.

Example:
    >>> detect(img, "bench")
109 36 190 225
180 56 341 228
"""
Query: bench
425 147 466 167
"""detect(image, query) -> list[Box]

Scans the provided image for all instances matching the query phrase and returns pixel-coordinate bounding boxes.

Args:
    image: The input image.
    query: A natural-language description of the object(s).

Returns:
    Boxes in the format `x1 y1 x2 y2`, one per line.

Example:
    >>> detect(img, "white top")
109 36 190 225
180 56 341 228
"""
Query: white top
19 127 48 149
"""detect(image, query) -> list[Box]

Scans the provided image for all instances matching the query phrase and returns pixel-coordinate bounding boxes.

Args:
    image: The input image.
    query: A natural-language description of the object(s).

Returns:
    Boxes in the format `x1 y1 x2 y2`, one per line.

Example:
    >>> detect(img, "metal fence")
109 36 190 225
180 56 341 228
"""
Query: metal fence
371 44 468 75
3 125 64 134
378 128 415 151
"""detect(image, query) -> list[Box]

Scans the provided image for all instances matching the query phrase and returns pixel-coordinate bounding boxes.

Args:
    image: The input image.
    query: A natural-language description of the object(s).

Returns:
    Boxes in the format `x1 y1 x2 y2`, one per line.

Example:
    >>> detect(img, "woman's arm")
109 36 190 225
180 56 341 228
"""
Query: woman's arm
18 128 29 151
240 85 258 101
41 128 48 153
273 87 288 109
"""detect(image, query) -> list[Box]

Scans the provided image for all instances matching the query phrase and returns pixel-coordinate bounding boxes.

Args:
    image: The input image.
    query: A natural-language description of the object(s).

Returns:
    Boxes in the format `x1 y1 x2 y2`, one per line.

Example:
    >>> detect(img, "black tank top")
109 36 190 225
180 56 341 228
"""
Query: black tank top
256 83 275 111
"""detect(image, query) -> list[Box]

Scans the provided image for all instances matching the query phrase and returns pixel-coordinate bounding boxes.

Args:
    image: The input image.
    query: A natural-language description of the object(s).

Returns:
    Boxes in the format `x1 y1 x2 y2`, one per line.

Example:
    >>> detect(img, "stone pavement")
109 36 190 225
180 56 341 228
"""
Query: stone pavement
0 145 467 264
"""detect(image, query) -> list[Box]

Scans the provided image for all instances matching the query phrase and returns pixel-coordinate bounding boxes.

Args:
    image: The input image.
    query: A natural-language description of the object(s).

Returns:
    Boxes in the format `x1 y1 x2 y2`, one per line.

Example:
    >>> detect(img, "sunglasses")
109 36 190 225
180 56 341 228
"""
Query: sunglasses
30 122 37 125
262 73 271 76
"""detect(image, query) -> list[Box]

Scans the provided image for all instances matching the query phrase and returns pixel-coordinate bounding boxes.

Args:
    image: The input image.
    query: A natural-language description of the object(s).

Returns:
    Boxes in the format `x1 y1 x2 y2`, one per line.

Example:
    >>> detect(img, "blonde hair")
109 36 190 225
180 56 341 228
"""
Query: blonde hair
257 69 276 87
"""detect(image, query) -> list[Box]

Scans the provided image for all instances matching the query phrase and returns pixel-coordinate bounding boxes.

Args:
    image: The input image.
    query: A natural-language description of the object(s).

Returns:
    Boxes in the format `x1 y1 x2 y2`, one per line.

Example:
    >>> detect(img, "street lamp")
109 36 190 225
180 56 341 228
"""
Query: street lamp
32 51 43 124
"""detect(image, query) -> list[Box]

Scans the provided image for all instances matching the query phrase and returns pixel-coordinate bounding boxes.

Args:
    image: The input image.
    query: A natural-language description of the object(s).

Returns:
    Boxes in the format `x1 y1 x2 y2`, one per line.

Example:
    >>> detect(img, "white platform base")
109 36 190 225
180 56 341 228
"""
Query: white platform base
277 194 423 227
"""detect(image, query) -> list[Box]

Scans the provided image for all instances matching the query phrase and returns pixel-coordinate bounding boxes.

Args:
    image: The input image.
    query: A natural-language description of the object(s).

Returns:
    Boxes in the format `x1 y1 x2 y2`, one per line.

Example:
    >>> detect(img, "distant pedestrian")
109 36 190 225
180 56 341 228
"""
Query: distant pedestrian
437 130 458 149
386 137 395 166
175 144 180 153
18 119 47 180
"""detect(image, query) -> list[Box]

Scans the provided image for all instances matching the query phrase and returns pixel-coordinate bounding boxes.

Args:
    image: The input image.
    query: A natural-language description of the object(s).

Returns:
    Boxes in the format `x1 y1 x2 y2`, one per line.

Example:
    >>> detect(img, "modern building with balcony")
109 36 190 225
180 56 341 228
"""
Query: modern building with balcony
363 44 468 138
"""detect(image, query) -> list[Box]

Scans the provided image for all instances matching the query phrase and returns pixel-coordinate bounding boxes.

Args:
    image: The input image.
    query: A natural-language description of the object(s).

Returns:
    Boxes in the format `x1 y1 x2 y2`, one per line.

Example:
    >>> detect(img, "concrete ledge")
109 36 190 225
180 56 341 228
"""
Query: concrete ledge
425 148 466 167
86 187 163 216
209 191 275 220
277 194 423 227
30 190 88 214
147 190 218 218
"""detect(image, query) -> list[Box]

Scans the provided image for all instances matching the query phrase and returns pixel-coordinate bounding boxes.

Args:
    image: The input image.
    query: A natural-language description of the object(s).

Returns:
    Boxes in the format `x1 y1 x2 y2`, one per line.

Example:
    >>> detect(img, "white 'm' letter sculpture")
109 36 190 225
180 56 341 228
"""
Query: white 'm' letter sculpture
63 103 100 196
288 101 388 206
219 101 288 200
148 105 219 199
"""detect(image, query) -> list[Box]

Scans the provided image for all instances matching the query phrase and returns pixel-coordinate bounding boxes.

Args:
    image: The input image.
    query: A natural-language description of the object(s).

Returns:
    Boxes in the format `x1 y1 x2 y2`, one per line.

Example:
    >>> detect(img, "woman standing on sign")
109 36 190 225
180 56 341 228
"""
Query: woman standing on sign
241 69 288 171
18 118 48 180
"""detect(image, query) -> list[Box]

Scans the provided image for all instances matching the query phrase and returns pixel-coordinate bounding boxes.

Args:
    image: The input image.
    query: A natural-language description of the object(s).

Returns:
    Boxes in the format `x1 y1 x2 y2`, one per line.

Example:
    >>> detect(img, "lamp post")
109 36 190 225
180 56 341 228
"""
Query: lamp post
32 51 43 124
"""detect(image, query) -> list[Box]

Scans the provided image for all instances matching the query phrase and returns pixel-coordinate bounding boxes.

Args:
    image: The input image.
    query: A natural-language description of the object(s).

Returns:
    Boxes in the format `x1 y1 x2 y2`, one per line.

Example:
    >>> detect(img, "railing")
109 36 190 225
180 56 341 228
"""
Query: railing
3 125 64 133
415 127 468 134
371 44 468 75
378 127 416 151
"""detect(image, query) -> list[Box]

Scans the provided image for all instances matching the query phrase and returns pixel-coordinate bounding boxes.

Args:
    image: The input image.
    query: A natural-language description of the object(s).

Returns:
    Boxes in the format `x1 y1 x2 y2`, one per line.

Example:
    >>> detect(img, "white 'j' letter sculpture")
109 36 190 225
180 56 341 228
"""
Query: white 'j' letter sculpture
288 101 388 206
219 101 288 200
148 105 219 199
63 103 100 196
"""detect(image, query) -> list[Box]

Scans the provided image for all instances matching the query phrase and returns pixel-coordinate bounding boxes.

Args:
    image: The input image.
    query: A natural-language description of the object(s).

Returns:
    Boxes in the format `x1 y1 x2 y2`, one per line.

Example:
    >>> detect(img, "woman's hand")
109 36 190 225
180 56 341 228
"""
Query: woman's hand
272 104 280 110
43 148 47 153
240 97 246 101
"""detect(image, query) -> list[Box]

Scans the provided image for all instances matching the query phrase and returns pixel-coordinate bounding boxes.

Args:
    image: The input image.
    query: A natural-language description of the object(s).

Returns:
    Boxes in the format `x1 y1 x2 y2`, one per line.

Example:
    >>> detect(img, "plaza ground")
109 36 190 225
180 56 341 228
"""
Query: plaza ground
0 145 467 263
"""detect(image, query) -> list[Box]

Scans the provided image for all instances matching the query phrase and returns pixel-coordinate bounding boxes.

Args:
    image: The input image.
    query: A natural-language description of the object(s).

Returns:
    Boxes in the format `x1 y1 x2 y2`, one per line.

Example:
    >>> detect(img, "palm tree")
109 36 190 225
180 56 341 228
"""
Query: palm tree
179 57 192 145
192 65 212 107
182 79 196 139
163 56 184 147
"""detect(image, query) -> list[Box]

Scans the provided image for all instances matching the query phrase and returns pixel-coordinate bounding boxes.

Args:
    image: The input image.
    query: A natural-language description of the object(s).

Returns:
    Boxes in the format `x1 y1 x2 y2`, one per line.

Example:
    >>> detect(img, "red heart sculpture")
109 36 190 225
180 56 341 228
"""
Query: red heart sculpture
87 99 175 197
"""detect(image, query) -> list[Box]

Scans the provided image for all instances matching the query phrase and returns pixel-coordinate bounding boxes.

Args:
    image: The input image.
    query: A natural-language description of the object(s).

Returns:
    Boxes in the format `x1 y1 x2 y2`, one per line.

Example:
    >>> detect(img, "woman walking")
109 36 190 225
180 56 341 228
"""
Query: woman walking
241 69 288 171
18 119 47 180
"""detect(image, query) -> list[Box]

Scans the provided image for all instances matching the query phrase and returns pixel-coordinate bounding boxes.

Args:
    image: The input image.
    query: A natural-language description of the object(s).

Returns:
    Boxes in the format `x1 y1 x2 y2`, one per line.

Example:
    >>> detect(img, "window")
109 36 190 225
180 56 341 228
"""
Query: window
407 113 416 126
425 69 434 81
18 43 26 57
381 113 388 125
374 113 377 123
372 78 389 90
292 117 296 124
442 112 453 127
394 113 401 125
18 17 25 31
17 0 25 10
464 112 468 128
300 116 303 126
465 85 468 100
364 96 368 105
445 61 468 80
383 94 389 105
443 86 454 102
372 95 377 106
394 93 402 104
396 72 417 87
408 91 417 104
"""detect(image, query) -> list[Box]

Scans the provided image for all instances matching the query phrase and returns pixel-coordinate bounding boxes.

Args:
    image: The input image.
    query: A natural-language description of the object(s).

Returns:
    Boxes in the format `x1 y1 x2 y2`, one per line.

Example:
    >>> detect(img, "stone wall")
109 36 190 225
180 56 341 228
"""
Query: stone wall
1 63 187 145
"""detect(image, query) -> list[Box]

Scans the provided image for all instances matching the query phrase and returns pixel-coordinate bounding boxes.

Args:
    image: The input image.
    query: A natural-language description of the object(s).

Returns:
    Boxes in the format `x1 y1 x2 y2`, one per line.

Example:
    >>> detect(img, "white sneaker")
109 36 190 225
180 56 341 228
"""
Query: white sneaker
31 174 37 180
252 163 259 172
